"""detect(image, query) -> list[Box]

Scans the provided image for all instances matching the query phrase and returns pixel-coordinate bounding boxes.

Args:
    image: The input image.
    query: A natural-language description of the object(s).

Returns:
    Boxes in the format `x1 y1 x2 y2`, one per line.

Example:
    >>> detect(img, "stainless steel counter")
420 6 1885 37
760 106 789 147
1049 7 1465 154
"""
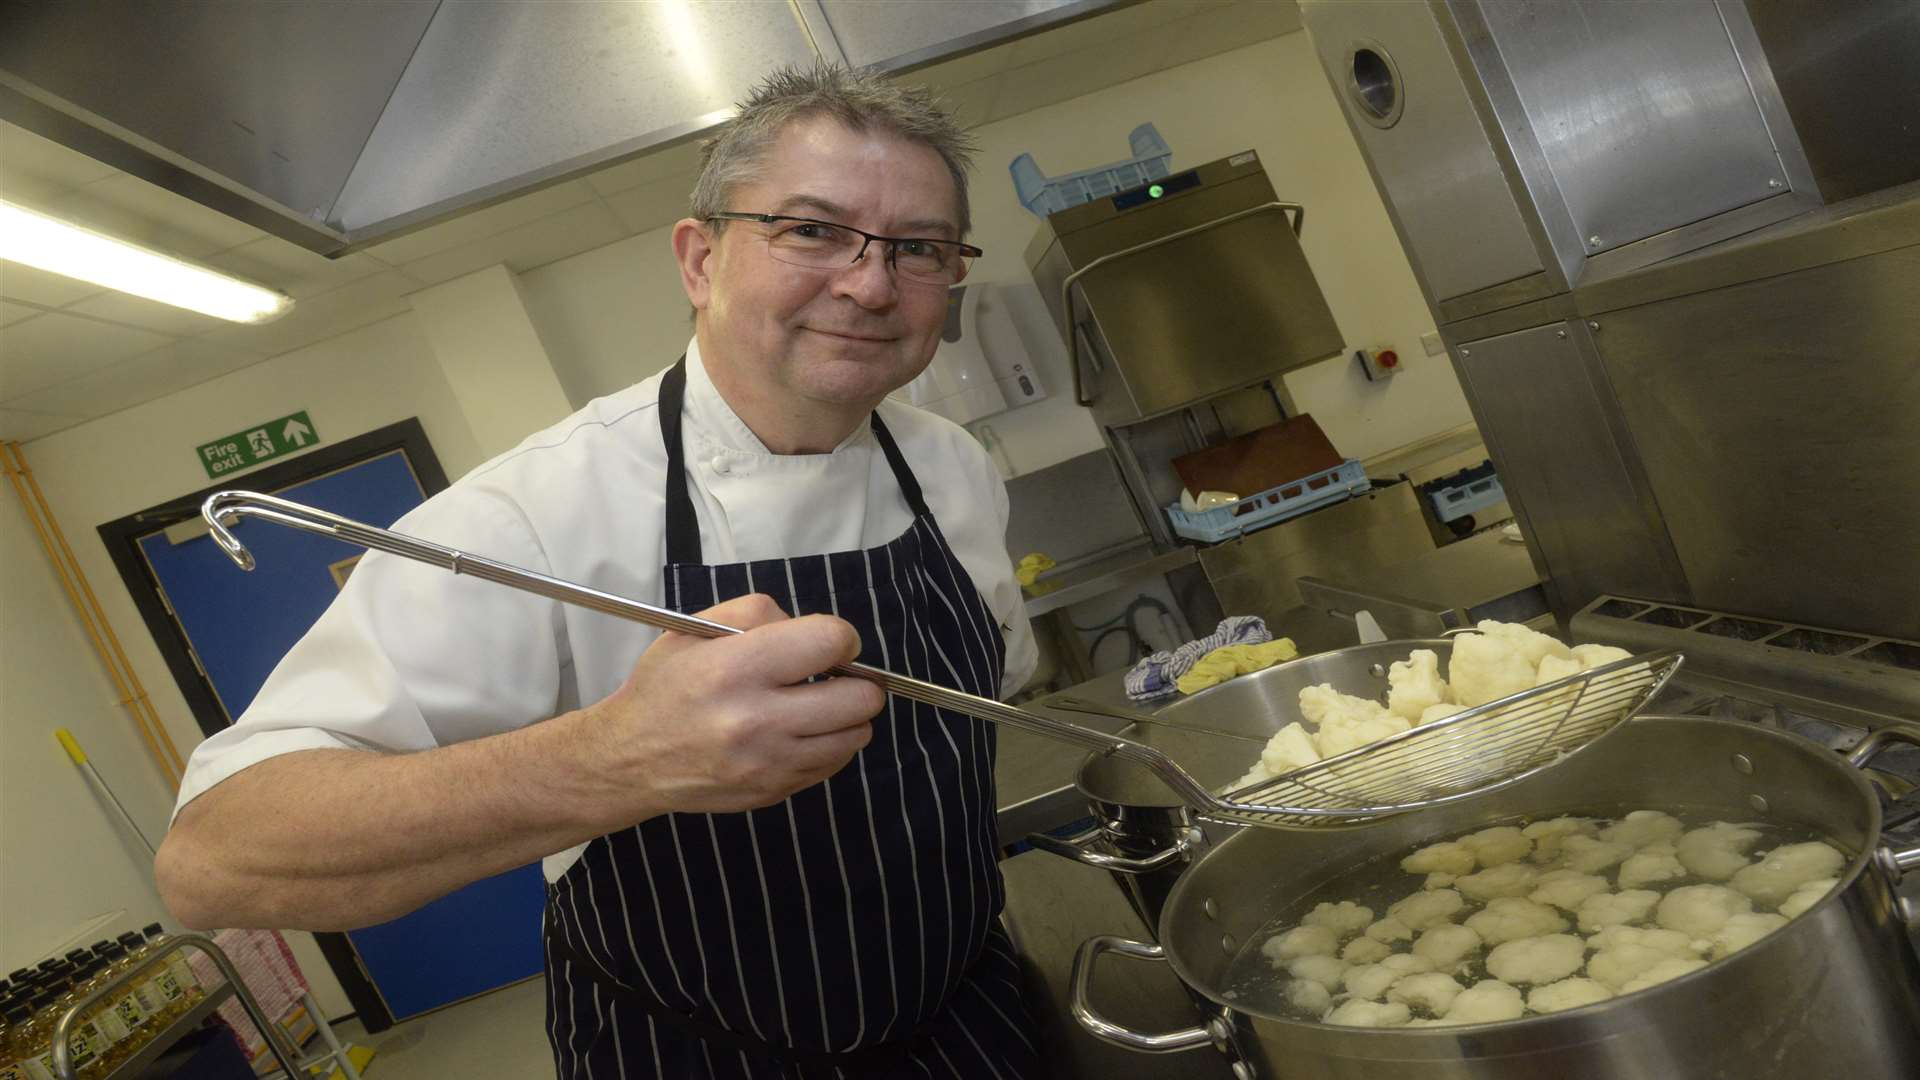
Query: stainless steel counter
993 671 1134 845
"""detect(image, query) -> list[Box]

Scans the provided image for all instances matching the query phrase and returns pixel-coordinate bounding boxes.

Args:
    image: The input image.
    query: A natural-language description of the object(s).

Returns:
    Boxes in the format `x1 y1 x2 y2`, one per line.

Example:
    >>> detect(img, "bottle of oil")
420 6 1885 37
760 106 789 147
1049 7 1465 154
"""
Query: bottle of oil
46 967 111 1078
17 988 77 1080
139 926 202 1002
126 930 193 1026
0 1002 36 1080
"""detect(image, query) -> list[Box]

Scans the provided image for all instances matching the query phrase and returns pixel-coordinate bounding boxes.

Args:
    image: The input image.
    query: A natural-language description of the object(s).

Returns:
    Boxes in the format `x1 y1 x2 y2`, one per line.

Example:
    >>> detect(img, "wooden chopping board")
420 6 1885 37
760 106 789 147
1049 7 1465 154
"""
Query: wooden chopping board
1172 413 1344 500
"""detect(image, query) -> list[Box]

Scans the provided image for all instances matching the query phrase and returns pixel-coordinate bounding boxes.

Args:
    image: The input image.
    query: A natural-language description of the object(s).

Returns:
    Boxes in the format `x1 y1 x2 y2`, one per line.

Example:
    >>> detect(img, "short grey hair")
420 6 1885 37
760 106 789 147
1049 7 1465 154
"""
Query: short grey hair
690 63 978 236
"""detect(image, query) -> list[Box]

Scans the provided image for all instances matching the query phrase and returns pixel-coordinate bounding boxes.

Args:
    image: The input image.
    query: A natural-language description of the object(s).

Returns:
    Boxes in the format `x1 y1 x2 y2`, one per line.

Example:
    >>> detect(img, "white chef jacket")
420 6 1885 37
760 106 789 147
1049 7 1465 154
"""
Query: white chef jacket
173 339 1038 880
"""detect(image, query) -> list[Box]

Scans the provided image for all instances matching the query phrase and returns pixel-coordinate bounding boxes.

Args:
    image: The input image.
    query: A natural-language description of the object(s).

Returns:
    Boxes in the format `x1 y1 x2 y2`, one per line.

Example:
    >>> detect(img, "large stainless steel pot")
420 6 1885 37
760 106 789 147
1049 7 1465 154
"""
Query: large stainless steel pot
1072 717 1920 1079
1029 642 1452 929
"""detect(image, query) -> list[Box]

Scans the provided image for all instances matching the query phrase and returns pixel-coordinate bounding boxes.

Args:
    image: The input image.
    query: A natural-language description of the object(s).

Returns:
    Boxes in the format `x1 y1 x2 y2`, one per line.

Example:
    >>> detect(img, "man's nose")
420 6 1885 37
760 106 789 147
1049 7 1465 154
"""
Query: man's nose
831 242 900 308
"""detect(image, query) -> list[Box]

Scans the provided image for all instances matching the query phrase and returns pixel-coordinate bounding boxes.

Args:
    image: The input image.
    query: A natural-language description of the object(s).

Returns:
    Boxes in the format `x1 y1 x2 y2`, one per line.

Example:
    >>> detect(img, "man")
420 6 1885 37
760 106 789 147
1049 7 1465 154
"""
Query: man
157 64 1041 1078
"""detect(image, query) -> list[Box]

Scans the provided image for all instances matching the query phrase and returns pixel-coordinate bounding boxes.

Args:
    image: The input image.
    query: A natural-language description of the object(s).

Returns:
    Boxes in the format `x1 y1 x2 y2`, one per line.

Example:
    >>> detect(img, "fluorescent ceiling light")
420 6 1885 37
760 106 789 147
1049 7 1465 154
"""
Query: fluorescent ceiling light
0 199 292 323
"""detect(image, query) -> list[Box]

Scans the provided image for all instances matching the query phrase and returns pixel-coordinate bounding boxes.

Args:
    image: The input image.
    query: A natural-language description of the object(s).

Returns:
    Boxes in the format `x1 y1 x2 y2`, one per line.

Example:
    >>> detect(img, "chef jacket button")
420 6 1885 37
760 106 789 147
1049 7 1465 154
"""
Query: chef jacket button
710 454 730 475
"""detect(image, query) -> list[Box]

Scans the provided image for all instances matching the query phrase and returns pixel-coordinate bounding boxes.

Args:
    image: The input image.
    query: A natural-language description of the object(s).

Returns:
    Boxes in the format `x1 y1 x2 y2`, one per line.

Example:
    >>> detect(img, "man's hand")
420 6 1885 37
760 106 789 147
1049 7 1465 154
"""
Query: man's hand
579 593 887 818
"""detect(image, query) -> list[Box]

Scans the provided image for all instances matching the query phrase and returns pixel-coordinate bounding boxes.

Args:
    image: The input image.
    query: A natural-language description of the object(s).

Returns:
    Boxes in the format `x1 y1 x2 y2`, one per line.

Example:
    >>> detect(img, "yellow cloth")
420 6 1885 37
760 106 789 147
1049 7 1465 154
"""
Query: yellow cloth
1015 551 1056 587
1176 638 1299 695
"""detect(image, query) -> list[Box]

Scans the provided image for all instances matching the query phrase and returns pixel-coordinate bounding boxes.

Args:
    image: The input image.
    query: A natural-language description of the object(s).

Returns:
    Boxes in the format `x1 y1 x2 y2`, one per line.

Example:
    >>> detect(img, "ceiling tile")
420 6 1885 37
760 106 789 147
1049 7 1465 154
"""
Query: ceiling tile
601 174 698 237
893 43 1019 93
989 40 1164 124
202 235 385 300
397 200 628 287
583 140 707 198
0 300 46 328
66 292 225 337
1 336 262 420
357 180 601 266
200 270 418 358
0 261 104 307
1159 0 1302 69
45 174 264 260
0 122 118 197
0 310 173 399
0 406 86 442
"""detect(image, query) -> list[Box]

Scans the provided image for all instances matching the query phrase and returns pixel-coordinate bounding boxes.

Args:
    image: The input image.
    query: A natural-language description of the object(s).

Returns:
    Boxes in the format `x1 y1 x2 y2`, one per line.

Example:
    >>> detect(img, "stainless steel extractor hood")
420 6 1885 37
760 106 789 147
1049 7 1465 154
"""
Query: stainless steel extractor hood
0 0 1128 255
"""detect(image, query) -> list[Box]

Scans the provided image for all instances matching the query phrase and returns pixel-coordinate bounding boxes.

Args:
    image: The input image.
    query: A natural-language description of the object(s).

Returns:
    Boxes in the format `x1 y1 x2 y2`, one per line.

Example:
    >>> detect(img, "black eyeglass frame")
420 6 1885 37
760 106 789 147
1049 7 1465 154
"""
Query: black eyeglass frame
706 212 983 280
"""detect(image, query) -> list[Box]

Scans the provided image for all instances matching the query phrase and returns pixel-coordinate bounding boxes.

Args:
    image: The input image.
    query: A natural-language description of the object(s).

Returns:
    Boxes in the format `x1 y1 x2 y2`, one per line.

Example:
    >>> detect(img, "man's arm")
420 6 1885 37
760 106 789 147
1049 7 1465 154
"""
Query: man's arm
156 594 884 931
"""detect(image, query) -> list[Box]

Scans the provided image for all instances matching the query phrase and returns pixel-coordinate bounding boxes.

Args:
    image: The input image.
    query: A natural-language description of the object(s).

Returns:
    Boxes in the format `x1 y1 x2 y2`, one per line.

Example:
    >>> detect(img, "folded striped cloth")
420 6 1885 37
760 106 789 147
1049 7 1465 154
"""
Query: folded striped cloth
1123 616 1273 700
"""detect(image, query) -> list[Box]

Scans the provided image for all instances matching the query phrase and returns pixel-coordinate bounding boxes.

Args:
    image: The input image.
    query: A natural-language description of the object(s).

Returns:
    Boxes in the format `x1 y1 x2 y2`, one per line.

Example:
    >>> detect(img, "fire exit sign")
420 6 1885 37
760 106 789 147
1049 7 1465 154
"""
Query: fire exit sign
195 411 319 479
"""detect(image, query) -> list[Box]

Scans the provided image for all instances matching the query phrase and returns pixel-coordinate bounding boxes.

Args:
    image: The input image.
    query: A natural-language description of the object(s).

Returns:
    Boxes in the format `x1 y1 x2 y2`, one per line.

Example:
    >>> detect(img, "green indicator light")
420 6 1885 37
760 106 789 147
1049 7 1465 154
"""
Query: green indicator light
1148 184 1165 198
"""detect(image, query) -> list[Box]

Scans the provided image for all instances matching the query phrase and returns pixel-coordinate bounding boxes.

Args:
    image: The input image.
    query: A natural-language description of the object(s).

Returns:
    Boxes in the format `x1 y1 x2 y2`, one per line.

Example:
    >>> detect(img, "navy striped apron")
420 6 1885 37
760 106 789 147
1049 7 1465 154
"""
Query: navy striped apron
542 359 1038 1078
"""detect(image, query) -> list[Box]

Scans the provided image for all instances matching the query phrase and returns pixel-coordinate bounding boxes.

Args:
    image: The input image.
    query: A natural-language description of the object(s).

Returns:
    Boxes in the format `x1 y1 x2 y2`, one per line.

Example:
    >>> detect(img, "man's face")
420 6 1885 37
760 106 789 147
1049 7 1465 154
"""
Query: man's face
684 116 964 410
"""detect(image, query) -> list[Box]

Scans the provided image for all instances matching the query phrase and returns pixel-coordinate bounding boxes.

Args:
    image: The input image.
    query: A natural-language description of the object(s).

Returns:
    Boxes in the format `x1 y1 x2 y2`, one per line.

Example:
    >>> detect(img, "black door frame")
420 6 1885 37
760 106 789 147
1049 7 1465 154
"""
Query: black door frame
98 416 449 1032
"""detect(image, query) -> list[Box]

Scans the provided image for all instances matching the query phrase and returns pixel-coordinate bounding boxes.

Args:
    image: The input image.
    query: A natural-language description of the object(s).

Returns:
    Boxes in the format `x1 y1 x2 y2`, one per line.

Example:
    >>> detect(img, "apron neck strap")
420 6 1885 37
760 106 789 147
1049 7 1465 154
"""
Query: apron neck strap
657 356 932 566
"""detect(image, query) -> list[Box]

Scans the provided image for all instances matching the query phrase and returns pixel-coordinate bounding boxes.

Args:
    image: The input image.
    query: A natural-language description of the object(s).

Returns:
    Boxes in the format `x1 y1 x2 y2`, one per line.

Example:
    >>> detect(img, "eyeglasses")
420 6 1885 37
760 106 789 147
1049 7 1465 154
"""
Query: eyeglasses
707 212 981 285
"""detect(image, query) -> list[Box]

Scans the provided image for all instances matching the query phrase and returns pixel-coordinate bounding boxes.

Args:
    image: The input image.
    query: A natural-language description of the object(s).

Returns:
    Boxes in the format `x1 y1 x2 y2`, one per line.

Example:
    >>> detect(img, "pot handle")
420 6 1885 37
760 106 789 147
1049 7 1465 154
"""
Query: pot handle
1025 824 1201 874
1847 723 1920 881
1070 935 1222 1053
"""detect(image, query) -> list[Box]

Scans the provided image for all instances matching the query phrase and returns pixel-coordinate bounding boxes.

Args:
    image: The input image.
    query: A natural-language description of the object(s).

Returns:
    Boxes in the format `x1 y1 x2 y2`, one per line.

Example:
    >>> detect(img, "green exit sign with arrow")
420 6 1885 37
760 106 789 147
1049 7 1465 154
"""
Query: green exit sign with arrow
195 411 320 479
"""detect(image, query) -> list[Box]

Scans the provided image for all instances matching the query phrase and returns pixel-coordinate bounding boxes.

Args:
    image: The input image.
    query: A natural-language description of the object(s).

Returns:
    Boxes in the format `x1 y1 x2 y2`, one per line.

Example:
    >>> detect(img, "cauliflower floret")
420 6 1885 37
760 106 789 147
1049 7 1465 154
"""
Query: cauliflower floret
1341 937 1393 964
1259 722 1323 777
1709 912 1789 959
1287 953 1351 991
1301 900 1374 938
1261 925 1340 967
1485 934 1585 985
1448 632 1538 707
1557 835 1636 875
1674 822 1763 882
1575 890 1661 932
1476 620 1572 667
1527 977 1614 1014
1387 972 1466 1014
1285 978 1332 1017
1364 917 1414 944
1386 649 1450 721
1388 888 1466 931
1730 842 1848 907
1617 846 1687 890
1656 884 1753 938
1343 954 1434 999
1226 763 1272 792
1587 930 1706 992
1309 698 1413 758
1529 869 1611 912
1599 810 1684 849
1465 897 1568 945
1325 999 1412 1027
1438 979 1524 1024
1459 826 1533 868
1570 643 1633 670
1618 956 1708 994
1401 841 1476 878
1776 877 1840 919
1412 924 1483 969
1419 703 1465 726
1534 654 1584 686
1524 817 1601 863
1457 862 1540 901
1585 926 1699 957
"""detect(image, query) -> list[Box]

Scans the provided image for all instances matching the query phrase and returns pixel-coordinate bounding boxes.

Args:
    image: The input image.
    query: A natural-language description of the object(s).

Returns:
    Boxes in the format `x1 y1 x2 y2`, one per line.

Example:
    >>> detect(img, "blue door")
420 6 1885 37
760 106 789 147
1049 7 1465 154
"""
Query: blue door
137 448 545 1023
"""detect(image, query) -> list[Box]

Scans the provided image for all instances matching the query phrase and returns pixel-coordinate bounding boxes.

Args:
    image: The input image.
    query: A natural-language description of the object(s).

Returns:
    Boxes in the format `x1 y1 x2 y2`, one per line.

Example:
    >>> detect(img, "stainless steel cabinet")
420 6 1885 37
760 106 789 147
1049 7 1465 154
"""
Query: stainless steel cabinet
1449 321 1687 619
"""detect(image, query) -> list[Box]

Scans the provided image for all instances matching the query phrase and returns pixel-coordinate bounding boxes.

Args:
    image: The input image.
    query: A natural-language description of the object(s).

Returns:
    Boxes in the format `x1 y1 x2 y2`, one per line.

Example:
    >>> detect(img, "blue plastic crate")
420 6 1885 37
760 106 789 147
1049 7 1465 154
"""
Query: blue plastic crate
1424 462 1506 523
1010 123 1173 218
1166 460 1373 543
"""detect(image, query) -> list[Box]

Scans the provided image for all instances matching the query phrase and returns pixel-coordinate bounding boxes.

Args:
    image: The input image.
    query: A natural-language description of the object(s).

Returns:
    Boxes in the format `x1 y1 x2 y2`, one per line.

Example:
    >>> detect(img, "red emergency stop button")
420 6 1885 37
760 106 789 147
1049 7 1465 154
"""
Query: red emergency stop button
1378 350 1399 368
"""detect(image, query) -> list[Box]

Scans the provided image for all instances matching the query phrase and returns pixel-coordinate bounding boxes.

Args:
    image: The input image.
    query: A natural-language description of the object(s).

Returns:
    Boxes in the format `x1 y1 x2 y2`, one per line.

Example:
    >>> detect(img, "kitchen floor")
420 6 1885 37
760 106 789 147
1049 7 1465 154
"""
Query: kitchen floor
328 976 554 1079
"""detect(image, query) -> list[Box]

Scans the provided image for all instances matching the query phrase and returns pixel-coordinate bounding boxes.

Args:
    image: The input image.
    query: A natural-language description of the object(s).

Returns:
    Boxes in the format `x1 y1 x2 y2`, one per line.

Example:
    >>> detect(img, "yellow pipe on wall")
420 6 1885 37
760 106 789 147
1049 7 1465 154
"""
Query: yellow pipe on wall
3 441 184 788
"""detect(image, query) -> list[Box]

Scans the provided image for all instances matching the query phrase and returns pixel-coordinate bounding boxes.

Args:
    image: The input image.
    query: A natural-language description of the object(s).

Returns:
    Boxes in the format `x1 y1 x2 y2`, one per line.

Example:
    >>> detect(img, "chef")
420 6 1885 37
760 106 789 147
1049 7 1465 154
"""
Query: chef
157 64 1041 1079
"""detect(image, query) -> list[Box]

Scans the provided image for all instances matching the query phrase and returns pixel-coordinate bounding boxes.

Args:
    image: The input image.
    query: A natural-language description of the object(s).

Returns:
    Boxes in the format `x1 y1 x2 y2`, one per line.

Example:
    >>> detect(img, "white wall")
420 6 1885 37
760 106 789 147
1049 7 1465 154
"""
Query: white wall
519 31 1470 469
3 312 485 1013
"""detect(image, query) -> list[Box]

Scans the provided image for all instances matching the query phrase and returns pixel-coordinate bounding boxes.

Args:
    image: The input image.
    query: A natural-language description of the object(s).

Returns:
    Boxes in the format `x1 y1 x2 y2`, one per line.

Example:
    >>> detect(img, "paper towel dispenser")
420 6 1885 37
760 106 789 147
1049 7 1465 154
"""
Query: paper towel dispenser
899 283 1047 425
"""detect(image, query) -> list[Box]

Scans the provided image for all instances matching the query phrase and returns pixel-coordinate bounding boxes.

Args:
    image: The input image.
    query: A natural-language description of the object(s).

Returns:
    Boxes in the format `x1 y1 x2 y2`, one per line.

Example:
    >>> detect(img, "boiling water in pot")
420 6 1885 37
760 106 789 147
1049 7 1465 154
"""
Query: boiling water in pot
1220 807 1848 1027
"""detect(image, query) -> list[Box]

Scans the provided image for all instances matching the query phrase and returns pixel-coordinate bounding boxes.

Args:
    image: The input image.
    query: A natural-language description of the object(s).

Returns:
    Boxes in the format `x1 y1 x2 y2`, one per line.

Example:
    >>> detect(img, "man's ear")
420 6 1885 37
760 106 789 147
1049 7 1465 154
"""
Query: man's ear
671 218 715 311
